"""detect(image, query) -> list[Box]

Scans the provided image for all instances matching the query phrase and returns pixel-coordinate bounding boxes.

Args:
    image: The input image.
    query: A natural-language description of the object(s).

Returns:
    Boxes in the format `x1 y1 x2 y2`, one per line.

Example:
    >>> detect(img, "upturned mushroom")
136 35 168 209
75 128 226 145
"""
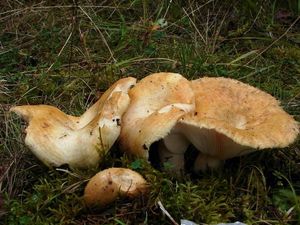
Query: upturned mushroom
84 168 148 208
160 77 299 172
119 72 195 170
10 77 136 169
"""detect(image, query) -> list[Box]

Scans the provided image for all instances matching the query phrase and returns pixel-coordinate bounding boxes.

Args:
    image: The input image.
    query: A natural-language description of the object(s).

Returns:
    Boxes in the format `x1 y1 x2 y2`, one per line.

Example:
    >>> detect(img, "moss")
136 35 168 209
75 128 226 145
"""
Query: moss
1 0 299 224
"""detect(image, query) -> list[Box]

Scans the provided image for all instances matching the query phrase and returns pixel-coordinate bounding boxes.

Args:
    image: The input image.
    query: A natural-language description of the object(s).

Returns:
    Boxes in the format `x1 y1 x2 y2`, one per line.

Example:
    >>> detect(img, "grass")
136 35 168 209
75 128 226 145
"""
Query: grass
0 0 300 224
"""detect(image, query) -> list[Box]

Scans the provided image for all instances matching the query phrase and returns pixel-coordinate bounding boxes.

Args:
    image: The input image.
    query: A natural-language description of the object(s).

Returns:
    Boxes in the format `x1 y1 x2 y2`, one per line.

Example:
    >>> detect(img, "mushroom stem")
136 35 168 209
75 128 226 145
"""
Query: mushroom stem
159 131 190 173
158 141 185 173
193 153 223 172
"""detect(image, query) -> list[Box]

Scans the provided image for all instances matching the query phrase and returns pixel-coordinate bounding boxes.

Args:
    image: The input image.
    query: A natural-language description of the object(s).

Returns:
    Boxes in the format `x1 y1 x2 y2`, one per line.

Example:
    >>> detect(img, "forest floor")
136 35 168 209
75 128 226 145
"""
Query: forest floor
0 1 300 224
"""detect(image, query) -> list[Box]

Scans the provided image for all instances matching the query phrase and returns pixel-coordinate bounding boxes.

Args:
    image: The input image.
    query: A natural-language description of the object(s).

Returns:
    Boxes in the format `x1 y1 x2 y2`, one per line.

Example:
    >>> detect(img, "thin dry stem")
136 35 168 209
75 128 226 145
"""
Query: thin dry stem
47 29 73 73
245 16 300 66
79 6 116 62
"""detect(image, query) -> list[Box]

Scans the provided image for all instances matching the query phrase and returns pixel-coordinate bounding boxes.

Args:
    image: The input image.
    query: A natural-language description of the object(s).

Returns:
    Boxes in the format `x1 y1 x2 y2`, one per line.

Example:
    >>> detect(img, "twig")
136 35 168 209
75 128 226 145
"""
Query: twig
238 65 275 80
245 16 300 66
211 6 229 53
157 200 179 225
244 6 262 35
46 30 73 73
131 57 177 63
163 0 173 19
182 7 206 44
163 0 214 31
0 5 126 16
79 6 116 62
56 168 87 179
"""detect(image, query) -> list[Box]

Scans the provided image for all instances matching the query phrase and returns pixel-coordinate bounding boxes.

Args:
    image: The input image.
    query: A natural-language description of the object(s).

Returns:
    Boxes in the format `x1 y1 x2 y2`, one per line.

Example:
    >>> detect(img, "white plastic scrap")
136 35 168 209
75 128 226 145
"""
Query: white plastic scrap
158 200 246 225
180 220 246 225
180 219 198 225
180 220 247 225
217 223 246 225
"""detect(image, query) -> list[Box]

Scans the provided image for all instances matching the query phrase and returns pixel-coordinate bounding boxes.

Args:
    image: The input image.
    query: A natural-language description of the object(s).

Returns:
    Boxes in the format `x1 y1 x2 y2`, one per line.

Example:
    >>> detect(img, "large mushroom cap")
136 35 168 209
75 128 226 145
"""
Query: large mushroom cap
84 168 148 208
179 77 299 161
119 72 195 159
10 77 136 169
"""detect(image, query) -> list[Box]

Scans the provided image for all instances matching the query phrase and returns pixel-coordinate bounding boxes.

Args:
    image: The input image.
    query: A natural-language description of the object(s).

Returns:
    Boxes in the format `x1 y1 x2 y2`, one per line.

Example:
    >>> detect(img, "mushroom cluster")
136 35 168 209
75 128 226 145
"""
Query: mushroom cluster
159 77 299 172
10 72 299 207
11 73 299 173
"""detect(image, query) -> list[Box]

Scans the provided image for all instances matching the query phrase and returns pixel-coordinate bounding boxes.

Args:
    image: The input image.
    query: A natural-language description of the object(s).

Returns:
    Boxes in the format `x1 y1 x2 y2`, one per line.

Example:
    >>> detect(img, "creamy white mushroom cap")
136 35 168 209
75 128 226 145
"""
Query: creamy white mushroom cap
10 77 136 169
84 168 148 207
178 77 299 169
119 72 195 159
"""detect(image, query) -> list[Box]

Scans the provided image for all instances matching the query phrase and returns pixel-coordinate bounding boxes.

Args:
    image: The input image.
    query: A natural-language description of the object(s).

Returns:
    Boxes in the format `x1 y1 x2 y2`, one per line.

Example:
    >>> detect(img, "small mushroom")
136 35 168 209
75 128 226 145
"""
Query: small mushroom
84 168 148 208
119 72 195 170
10 77 137 169
165 77 299 172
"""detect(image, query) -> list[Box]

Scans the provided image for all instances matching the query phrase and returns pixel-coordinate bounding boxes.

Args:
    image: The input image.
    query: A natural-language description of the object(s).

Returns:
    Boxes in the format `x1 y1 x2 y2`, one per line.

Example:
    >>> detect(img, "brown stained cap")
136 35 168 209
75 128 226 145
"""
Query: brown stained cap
119 72 195 158
10 77 137 169
84 168 148 208
179 77 299 161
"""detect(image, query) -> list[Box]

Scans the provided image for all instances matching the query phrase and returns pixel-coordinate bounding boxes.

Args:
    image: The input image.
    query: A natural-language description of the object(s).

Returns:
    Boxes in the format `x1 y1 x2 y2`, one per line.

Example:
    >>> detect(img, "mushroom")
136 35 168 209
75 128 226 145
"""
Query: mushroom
10 77 137 169
166 77 299 172
119 72 195 172
84 167 148 208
